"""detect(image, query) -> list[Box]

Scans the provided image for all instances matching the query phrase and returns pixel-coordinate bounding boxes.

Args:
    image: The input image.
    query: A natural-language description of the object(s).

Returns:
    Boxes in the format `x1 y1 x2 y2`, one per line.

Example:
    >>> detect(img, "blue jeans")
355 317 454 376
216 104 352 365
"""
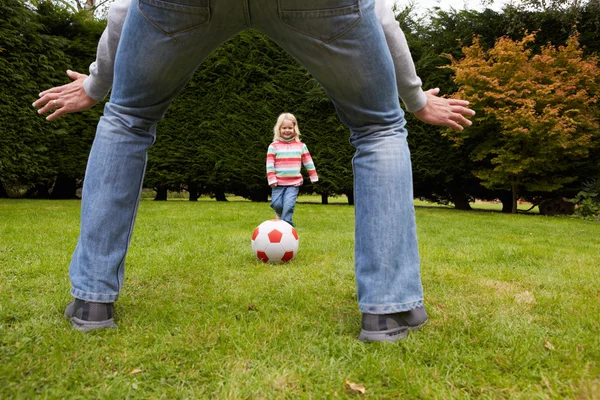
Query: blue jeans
70 0 423 313
270 186 300 226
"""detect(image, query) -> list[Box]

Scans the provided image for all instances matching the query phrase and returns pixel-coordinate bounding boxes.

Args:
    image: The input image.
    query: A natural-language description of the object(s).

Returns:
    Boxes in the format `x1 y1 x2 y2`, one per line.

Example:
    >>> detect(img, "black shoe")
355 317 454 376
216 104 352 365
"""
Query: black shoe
358 306 428 342
64 299 117 332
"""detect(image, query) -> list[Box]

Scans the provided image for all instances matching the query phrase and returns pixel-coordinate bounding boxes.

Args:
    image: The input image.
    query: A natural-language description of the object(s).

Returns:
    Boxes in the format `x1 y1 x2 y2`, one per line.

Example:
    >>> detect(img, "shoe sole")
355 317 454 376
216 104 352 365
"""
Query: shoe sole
358 320 428 343
358 327 408 342
65 314 117 332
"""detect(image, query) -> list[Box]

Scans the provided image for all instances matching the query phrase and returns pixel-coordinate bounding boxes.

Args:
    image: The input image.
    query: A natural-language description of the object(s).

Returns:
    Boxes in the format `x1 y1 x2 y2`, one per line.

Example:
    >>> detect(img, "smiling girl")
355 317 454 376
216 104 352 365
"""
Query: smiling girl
266 113 318 227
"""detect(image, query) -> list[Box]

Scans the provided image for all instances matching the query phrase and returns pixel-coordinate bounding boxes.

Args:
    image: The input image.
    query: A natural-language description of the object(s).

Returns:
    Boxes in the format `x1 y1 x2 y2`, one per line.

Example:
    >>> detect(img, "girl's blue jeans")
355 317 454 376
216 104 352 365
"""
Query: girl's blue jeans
270 185 300 227
69 0 424 314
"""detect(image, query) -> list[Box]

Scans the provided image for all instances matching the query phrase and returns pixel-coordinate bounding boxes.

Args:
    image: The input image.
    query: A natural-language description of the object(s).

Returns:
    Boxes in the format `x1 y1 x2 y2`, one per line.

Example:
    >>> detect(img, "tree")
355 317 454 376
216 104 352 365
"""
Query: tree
296 77 354 205
0 0 105 198
28 0 116 18
145 30 312 202
0 0 67 197
398 7 509 209
38 2 106 198
446 32 600 213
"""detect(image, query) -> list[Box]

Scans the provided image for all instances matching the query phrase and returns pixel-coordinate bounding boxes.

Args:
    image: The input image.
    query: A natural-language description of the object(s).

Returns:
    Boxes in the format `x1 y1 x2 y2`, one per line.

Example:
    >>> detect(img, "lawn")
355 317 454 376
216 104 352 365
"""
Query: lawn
0 199 598 398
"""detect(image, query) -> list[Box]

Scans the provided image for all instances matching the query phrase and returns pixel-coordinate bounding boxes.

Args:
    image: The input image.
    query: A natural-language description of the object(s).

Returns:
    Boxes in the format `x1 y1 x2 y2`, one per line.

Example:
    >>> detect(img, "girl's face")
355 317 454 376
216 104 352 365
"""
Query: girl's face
280 119 295 140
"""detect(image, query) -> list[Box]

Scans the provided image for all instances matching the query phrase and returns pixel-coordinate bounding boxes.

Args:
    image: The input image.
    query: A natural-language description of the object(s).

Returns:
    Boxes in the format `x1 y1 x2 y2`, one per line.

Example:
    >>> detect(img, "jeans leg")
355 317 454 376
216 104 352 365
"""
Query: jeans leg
270 186 284 216
69 112 154 302
68 0 246 302
253 0 423 313
280 186 299 226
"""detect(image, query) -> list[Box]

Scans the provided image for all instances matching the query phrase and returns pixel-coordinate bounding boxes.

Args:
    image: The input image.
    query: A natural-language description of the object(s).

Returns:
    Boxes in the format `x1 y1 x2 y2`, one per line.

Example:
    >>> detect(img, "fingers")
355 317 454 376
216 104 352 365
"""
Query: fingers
441 107 473 129
424 88 473 110
38 70 87 97
45 107 68 122
438 116 468 131
446 121 464 131
66 69 85 80
34 96 73 121
447 98 471 107
32 94 60 115
424 87 441 96
416 88 477 130
33 94 70 120
452 114 473 128
66 69 78 78
33 70 96 120
38 84 69 97
450 105 476 117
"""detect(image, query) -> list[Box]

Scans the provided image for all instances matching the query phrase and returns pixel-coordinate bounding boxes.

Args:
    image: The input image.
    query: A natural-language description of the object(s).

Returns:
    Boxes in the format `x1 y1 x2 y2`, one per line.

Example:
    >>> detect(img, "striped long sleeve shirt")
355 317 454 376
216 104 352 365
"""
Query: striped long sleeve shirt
266 140 318 187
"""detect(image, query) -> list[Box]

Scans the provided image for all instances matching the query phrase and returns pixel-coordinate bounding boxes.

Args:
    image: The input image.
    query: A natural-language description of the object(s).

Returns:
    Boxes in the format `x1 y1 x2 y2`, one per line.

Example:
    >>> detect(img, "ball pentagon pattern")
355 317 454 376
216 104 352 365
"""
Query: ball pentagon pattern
251 219 299 263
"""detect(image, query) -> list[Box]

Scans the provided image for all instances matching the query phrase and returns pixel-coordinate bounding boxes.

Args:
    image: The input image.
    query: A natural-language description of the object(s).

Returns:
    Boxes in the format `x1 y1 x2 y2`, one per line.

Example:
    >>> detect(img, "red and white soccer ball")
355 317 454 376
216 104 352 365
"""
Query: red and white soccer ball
251 219 299 263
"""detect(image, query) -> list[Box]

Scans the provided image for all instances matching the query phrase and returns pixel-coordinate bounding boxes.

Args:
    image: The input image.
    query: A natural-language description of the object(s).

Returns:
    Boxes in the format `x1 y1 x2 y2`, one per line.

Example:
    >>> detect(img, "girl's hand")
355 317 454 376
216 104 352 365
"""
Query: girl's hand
270 184 277 188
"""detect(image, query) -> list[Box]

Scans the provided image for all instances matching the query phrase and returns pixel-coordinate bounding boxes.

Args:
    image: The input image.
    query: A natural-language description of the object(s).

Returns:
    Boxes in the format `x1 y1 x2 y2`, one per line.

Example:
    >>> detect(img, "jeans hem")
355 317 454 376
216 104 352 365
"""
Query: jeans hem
71 288 119 303
359 299 423 314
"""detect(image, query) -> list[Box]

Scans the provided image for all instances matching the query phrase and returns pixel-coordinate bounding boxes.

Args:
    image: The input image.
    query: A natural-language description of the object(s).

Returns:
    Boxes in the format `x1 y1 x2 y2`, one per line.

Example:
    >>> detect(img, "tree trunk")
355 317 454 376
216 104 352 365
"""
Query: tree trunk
188 182 200 201
248 189 269 202
498 191 513 213
450 189 472 210
321 193 329 205
345 190 354 206
511 184 518 214
215 188 227 202
0 182 8 198
24 183 51 199
154 186 168 201
50 174 78 199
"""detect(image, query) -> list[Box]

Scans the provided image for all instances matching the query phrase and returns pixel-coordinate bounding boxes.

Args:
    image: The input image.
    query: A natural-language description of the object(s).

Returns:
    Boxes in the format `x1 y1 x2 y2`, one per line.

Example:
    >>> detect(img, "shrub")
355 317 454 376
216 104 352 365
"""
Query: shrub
572 179 600 220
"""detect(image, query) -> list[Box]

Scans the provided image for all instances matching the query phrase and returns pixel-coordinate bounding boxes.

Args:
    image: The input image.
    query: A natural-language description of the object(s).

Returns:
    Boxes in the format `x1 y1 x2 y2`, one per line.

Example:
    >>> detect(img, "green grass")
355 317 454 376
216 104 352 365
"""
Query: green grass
0 199 598 399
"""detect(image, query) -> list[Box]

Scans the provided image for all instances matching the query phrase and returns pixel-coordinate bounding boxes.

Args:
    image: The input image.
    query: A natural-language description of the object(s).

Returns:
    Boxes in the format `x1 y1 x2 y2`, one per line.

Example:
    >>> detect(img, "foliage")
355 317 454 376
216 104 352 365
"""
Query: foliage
446 32 600 212
400 7 516 208
572 178 600 220
0 0 64 195
4 1 600 206
399 4 600 210
0 0 105 198
296 78 354 202
28 0 116 19
146 30 353 202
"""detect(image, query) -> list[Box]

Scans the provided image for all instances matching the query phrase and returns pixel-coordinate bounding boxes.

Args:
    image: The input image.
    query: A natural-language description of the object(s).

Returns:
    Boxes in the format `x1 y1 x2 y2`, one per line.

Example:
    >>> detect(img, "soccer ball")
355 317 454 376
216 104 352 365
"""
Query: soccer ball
251 219 299 263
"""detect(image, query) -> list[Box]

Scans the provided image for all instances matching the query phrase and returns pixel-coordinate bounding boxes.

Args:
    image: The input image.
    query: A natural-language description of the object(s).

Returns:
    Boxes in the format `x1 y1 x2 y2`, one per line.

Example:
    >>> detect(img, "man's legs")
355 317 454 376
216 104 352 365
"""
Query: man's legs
67 0 425 339
252 0 425 338
67 0 247 328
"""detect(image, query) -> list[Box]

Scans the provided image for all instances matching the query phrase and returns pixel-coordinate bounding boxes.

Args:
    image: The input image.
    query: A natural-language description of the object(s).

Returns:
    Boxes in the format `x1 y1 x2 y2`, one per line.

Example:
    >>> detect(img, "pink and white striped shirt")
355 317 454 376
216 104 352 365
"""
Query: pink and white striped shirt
266 140 318 187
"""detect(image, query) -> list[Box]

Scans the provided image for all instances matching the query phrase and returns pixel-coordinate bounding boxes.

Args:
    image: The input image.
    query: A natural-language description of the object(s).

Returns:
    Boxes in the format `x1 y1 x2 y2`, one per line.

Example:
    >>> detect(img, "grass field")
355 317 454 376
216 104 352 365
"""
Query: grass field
0 198 598 398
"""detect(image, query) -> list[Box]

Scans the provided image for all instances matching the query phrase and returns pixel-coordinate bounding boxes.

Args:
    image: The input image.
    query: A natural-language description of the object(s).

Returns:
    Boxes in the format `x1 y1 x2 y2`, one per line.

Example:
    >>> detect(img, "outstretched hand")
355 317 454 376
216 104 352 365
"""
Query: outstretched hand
413 88 475 131
32 70 99 121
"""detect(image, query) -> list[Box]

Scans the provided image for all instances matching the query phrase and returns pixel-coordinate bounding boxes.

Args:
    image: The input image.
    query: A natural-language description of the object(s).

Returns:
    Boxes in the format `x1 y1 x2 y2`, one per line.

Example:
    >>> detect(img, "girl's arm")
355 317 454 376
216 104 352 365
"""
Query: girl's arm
301 144 318 183
266 144 278 186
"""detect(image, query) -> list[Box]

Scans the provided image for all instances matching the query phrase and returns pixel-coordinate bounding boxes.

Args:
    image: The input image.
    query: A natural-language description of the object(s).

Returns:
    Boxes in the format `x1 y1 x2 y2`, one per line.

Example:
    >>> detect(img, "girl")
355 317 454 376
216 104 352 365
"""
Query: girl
266 113 318 227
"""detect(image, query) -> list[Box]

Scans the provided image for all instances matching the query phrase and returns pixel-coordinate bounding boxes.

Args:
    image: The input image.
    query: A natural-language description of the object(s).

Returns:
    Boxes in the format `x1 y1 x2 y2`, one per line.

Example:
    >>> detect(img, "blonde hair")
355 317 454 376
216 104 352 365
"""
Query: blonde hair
273 113 301 142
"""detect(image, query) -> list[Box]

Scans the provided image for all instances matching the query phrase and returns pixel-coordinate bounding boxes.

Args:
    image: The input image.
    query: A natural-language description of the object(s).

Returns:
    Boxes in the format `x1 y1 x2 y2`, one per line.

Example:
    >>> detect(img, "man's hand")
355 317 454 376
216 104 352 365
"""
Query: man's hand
413 88 475 131
32 70 99 121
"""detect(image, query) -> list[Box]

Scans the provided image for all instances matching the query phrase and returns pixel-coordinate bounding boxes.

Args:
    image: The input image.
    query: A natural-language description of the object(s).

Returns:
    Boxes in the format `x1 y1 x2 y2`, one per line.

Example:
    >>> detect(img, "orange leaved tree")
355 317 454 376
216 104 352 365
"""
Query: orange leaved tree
446 32 599 213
